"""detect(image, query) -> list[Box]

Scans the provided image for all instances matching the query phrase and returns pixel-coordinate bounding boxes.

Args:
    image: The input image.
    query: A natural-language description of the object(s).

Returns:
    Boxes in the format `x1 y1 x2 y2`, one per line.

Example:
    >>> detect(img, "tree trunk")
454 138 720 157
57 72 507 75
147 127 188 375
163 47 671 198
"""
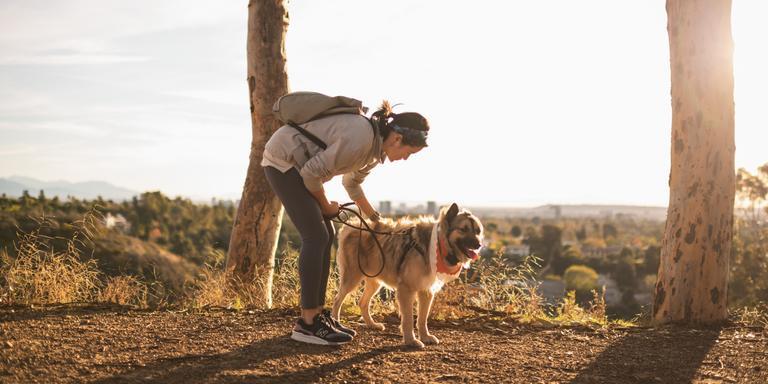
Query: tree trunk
653 0 735 324
225 0 289 308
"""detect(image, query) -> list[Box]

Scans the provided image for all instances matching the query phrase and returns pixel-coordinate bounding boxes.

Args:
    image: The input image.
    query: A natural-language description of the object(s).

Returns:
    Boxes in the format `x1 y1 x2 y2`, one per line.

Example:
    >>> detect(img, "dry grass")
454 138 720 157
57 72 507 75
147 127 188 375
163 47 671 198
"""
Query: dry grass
733 303 768 328
550 290 610 326
187 246 340 311
0 215 102 305
0 212 150 308
186 266 265 310
431 254 541 319
429 253 615 327
271 247 303 308
99 275 149 307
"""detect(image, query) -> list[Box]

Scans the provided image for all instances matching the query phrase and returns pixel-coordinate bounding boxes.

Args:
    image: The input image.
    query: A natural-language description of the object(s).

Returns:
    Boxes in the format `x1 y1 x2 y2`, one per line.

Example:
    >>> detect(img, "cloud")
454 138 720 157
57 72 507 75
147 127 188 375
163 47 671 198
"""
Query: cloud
0 52 150 66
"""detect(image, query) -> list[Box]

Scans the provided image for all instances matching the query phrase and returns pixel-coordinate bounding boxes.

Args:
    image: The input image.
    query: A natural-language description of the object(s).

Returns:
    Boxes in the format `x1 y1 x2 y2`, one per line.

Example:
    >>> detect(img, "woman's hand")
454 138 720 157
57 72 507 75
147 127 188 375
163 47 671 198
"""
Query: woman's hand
322 201 340 218
308 187 338 219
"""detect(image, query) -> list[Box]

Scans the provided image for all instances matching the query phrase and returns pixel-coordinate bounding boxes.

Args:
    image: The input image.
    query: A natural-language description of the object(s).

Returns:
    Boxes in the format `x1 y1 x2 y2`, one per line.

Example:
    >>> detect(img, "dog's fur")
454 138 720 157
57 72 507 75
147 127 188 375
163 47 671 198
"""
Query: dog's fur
332 203 483 348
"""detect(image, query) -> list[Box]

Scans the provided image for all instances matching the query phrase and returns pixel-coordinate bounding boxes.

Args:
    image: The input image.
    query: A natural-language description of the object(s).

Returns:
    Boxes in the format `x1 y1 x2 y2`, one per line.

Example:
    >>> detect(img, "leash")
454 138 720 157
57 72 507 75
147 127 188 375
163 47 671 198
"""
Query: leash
328 203 423 278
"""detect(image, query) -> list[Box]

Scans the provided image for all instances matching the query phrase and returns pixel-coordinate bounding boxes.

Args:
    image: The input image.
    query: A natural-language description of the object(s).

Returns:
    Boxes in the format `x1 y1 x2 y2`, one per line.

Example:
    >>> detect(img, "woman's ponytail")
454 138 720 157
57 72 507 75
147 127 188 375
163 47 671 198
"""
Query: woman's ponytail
372 100 395 139
372 100 429 147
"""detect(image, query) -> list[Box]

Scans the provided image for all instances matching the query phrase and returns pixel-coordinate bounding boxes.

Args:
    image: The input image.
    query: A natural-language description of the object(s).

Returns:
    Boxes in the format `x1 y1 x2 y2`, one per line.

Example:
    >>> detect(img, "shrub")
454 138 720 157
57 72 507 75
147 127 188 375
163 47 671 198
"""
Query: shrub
564 265 599 292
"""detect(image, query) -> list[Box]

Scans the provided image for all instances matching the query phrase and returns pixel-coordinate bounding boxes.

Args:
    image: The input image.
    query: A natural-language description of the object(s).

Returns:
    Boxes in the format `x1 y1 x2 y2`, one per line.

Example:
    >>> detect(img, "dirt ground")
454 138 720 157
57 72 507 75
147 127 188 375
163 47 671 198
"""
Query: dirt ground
1 305 766 384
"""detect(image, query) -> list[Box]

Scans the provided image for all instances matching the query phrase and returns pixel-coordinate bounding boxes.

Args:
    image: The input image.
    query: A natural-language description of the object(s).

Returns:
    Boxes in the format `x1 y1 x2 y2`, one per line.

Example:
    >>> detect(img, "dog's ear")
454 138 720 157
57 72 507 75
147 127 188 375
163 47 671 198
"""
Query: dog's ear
446 203 459 224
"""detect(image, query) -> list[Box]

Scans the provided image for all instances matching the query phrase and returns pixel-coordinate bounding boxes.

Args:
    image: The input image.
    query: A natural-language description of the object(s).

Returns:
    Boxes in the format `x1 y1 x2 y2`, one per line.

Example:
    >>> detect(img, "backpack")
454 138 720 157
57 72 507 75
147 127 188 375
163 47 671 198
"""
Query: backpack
272 91 370 150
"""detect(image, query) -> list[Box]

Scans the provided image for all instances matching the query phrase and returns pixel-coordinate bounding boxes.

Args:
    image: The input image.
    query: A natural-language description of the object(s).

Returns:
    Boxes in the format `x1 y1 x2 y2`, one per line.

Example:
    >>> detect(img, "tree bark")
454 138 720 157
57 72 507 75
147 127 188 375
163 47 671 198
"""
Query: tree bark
225 0 289 308
653 0 735 324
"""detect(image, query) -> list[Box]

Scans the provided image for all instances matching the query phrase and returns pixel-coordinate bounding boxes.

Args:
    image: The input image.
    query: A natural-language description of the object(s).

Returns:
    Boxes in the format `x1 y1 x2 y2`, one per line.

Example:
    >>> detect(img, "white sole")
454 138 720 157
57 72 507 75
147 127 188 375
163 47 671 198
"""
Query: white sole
290 331 349 346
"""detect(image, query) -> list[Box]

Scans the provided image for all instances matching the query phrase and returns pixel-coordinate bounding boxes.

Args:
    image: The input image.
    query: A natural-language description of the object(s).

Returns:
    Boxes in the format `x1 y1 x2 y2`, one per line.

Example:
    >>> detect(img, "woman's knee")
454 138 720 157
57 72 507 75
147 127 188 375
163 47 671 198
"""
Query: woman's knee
301 224 330 246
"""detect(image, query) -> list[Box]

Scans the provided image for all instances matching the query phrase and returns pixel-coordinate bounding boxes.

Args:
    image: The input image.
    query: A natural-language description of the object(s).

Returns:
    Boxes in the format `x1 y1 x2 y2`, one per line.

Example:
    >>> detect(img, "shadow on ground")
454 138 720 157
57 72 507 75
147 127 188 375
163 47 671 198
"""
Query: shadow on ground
0 304 136 324
570 325 722 384
93 334 402 383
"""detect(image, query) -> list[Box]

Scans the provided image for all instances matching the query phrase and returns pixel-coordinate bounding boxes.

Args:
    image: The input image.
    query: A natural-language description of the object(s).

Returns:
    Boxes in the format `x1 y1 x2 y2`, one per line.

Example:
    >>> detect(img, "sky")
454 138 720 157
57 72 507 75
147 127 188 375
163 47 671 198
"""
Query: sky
0 1 766 207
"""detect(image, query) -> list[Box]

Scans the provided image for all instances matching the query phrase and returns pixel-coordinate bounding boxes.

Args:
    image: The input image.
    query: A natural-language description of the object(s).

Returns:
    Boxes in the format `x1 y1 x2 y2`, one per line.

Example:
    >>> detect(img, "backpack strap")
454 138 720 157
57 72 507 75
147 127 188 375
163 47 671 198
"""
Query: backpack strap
288 121 328 150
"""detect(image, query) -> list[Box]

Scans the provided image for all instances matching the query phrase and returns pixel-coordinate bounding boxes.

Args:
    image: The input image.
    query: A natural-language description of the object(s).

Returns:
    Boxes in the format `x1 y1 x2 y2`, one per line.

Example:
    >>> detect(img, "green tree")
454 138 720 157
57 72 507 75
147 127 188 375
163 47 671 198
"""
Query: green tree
730 164 768 307
524 224 562 275
575 225 587 242
642 245 661 276
602 223 618 240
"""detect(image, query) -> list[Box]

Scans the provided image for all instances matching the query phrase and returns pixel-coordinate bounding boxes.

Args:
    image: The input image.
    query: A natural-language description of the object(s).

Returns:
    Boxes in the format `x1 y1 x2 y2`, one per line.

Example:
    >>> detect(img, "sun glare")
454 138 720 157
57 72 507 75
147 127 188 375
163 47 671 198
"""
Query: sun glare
732 2 768 173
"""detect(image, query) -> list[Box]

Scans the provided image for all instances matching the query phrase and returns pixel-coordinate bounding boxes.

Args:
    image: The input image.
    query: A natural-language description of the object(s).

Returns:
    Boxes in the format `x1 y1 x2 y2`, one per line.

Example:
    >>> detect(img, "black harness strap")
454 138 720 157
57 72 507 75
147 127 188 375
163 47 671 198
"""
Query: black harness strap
287 114 377 152
288 121 327 150
396 226 426 273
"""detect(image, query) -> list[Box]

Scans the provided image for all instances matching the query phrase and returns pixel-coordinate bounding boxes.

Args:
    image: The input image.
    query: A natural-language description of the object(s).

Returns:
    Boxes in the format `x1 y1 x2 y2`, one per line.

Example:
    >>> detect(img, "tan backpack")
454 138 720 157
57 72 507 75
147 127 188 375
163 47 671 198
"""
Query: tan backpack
272 91 369 125
271 91 371 150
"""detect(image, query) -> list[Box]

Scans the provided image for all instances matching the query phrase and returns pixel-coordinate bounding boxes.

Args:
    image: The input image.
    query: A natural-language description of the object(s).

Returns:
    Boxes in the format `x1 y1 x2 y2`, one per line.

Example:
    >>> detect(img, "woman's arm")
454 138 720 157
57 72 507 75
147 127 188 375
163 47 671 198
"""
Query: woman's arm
353 196 380 222
342 161 381 221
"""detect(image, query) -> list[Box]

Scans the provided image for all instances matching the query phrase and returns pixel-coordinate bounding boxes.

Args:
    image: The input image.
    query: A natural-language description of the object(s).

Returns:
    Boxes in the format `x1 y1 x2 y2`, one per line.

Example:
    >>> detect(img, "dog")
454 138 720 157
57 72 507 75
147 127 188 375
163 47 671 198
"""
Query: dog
331 203 484 348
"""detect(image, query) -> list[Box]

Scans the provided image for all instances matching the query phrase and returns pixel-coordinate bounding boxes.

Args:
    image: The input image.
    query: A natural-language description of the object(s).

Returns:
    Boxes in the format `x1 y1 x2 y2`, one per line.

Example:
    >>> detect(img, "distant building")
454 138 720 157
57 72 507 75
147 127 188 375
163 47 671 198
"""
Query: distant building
503 245 530 258
426 201 437 216
379 201 392 215
552 205 562 220
104 213 131 234
582 245 624 258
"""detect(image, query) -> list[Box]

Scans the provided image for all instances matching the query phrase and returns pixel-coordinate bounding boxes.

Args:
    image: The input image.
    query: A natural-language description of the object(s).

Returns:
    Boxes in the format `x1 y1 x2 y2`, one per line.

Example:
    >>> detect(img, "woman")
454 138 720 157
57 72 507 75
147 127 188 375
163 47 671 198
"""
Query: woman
261 101 430 345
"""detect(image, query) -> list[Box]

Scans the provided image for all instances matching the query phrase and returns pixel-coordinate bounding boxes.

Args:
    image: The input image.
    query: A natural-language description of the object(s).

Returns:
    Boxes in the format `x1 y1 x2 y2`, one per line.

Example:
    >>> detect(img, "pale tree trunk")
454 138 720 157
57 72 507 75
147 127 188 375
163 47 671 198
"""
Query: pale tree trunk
226 0 289 308
653 0 735 324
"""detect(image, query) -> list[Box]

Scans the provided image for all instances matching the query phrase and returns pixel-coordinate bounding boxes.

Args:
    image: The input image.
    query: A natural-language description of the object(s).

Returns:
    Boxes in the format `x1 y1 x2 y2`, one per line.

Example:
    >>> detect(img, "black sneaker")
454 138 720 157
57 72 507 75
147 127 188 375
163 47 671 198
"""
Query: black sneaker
290 313 353 346
322 309 357 337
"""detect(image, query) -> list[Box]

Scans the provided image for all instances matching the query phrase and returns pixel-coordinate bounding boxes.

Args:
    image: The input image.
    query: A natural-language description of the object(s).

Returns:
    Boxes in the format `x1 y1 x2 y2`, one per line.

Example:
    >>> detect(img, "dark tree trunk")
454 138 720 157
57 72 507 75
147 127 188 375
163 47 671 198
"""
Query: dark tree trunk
225 0 289 308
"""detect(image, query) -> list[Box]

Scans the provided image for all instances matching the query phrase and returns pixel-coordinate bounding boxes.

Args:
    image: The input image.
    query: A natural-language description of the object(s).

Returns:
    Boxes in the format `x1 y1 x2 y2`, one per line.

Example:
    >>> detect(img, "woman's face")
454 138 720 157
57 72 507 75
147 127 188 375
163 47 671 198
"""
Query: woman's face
385 141 424 162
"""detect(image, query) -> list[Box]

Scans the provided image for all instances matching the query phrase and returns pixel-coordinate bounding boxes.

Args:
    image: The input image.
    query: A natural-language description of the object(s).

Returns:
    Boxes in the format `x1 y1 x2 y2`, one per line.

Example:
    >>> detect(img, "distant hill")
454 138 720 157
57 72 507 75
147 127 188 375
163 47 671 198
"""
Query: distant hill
0 175 138 201
468 204 668 221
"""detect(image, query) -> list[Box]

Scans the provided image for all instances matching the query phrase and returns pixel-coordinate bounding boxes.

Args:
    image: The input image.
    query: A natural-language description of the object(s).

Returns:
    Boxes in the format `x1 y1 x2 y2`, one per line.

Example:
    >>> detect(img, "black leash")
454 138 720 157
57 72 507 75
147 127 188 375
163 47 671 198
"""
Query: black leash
328 203 423 278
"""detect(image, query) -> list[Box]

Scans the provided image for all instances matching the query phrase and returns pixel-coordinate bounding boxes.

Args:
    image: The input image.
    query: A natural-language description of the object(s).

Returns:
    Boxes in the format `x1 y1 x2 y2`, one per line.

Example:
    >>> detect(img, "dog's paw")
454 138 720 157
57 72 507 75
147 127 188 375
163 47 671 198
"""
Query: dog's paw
366 322 385 331
420 334 440 345
404 338 425 349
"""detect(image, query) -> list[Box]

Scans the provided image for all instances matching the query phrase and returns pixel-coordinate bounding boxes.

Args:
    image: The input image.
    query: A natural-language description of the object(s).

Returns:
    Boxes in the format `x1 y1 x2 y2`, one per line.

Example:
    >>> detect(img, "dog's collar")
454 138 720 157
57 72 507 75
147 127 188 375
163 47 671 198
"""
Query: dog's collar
436 227 462 276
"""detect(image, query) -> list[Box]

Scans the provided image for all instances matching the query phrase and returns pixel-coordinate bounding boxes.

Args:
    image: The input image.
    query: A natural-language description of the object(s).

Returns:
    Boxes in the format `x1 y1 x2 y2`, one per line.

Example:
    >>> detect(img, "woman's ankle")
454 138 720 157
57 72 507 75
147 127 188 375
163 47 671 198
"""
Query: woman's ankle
301 307 323 324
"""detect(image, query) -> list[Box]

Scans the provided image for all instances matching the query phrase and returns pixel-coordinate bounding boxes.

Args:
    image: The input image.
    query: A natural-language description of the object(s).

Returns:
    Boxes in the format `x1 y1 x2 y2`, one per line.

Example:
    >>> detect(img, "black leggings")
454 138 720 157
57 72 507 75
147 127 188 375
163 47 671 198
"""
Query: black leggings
263 166 334 309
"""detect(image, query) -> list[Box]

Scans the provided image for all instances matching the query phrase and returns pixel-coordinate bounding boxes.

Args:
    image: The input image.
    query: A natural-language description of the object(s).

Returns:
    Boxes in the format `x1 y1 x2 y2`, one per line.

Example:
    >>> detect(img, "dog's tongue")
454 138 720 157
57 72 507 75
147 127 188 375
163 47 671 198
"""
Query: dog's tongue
466 249 479 260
